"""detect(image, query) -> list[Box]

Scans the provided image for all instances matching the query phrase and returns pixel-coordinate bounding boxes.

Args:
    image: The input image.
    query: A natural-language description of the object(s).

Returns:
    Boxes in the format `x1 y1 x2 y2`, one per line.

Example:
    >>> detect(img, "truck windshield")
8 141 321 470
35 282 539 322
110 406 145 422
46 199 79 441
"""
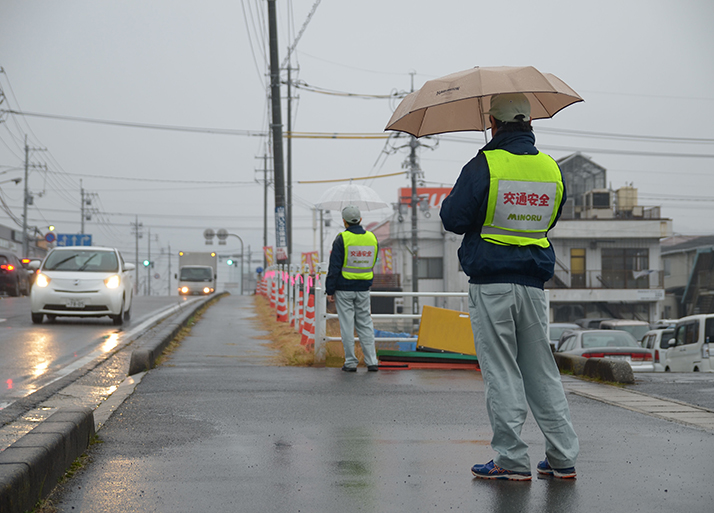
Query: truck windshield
180 267 213 281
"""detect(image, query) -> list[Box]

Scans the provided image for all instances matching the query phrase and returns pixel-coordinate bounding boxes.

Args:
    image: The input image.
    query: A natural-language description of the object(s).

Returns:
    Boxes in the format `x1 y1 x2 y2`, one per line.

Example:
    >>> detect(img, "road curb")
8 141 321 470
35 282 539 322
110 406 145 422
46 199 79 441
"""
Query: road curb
554 353 635 384
0 293 227 513
0 407 94 513
128 293 227 375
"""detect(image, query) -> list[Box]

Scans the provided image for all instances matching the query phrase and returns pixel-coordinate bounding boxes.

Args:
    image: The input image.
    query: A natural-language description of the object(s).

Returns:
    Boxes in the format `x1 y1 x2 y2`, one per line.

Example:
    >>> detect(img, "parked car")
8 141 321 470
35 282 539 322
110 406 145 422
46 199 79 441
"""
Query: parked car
665 314 714 372
556 329 654 372
0 251 30 296
549 323 580 351
641 328 675 372
30 246 135 325
599 319 651 344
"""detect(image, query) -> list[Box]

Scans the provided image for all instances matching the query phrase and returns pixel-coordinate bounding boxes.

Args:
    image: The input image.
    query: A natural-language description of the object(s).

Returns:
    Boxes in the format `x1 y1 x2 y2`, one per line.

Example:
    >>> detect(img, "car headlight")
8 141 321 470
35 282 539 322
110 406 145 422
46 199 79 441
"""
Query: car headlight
35 273 51 287
180 286 189 294
104 275 121 289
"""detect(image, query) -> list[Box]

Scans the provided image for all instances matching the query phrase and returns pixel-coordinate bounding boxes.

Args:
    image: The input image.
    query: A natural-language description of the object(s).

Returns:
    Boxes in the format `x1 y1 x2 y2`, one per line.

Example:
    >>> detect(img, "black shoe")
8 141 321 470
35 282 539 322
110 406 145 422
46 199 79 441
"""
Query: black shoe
367 365 379 372
341 366 357 372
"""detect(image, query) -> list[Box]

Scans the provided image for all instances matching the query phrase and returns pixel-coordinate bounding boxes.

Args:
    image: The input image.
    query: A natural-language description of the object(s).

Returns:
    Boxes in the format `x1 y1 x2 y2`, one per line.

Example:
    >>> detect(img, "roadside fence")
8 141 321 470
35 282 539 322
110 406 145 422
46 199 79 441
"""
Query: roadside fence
256 264 477 364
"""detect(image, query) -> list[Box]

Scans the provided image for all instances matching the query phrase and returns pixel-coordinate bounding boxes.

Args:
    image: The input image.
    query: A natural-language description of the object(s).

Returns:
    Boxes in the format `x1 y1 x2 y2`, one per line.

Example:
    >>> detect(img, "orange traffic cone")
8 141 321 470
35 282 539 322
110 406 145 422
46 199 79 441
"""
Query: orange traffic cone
293 288 304 332
269 280 276 309
301 292 315 349
276 284 288 322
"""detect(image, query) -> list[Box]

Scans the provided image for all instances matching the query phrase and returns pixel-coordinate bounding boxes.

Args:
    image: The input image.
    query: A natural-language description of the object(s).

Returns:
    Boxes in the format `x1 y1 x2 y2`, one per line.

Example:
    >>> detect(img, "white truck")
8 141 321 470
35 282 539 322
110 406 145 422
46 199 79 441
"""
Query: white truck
176 251 218 296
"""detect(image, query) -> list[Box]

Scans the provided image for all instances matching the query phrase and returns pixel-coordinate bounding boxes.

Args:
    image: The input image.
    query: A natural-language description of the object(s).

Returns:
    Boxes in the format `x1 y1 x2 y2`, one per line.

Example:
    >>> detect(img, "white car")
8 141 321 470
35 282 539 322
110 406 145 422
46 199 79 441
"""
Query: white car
666 314 714 372
641 328 675 372
31 246 135 325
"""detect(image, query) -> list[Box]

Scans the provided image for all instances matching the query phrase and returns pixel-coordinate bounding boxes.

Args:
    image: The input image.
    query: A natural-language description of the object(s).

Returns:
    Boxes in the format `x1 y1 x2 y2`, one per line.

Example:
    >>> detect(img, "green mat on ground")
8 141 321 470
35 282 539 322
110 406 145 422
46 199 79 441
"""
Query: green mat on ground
377 350 478 364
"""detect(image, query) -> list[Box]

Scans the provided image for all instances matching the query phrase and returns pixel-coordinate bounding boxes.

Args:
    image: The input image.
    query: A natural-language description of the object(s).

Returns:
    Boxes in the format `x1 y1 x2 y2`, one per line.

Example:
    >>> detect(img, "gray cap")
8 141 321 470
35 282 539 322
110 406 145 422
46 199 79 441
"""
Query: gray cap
341 205 361 224
488 92 531 123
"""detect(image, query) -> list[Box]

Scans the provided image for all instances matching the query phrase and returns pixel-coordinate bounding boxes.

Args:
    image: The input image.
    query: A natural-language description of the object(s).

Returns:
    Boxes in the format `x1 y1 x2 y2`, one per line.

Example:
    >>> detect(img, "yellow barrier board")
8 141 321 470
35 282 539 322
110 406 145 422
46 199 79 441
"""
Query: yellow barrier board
417 305 476 356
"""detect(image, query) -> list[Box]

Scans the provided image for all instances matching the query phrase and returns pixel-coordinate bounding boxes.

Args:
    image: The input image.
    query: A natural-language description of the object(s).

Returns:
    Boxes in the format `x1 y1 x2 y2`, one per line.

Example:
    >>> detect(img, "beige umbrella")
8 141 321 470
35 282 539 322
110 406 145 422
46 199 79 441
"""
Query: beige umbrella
385 66 583 138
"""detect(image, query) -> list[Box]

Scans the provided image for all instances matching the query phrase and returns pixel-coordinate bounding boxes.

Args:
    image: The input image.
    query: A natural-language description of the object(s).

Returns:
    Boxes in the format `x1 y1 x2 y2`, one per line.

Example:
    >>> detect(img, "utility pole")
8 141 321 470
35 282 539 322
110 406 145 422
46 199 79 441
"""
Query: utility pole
286 65 294 262
267 0 288 264
80 182 96 235
408 73 422 319
22 135 46 258
147 228 152 296
167 243 172 296
131 216 143 294
263 153 269 269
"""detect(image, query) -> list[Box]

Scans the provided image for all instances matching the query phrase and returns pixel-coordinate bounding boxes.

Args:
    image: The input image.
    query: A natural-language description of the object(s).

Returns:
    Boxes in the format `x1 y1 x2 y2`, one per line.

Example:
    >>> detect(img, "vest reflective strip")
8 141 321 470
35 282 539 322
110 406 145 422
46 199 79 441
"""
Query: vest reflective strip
341 231 378 280
482 150 564 248
481 226 547 239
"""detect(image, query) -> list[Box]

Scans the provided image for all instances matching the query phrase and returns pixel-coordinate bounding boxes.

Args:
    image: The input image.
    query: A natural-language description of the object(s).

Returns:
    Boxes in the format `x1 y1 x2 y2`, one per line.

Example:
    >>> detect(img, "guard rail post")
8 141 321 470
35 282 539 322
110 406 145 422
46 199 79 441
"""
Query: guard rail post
313 263 328 364
288 264 295 327
301 271 309 334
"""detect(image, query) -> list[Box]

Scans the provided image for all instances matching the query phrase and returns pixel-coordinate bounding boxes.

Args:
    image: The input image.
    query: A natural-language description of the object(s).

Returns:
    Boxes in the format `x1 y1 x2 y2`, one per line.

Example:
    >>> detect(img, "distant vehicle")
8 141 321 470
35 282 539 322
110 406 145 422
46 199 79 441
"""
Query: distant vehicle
666 314 714 372
0 251 30 296
176 251 217 296
599 319 651 344
641 328 675 372
548 323 580 351
30 246 135 325
575 318 613 329
21 257 42 286
556 329 654 372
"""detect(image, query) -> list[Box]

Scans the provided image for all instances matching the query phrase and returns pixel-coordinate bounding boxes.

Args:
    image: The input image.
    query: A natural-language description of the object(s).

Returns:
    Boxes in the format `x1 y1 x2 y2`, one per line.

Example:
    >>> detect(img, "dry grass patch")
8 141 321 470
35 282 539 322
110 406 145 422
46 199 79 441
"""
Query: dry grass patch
252 295 347 366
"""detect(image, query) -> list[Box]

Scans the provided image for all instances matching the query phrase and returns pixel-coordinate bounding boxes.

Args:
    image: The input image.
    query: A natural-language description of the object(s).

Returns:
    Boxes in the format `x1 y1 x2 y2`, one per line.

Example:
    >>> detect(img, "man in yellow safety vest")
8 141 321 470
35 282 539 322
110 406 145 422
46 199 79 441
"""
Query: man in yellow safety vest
326 205 380 372
440 93 579 481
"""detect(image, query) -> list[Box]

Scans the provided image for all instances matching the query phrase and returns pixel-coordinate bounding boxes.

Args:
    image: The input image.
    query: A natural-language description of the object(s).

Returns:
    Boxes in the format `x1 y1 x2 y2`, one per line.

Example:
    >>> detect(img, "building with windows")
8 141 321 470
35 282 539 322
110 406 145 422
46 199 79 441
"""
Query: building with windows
661 235 714 318
0 223 48 259
548 153 671 323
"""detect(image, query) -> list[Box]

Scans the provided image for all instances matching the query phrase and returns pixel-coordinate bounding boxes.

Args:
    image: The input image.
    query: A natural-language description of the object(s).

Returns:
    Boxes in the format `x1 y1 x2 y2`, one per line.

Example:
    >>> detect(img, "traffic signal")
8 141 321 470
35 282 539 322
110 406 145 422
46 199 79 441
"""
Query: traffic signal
143 260 151 267
226 259 234 266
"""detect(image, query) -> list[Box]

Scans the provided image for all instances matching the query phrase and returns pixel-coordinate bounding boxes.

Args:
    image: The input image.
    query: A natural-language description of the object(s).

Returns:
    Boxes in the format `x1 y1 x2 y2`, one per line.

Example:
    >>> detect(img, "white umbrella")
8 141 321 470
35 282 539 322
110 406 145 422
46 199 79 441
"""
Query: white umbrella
315 183 389 211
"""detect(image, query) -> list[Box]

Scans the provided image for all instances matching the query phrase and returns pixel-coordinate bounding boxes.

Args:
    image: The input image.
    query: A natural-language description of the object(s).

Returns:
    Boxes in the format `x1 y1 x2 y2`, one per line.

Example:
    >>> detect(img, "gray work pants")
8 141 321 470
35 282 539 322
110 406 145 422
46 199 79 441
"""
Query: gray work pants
469 282 579 472
335 290 378 368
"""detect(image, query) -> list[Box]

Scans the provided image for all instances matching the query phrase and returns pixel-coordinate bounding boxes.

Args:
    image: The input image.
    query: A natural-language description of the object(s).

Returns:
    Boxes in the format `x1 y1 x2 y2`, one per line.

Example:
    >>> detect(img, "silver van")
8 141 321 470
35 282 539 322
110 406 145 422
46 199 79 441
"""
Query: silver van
666 314 713 372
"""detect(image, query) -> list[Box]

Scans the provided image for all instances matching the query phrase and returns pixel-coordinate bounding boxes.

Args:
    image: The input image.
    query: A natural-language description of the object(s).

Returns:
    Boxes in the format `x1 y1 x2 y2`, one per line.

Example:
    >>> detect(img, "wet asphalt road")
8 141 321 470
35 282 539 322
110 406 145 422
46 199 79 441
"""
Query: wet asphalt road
50 295 714 513
0 296 183 409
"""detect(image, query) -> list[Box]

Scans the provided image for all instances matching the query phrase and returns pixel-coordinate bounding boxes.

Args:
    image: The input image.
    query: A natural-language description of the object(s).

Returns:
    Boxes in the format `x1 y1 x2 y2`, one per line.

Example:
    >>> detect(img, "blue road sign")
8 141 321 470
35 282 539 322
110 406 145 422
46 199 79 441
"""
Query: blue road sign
45 232 56 243
56 234 93 247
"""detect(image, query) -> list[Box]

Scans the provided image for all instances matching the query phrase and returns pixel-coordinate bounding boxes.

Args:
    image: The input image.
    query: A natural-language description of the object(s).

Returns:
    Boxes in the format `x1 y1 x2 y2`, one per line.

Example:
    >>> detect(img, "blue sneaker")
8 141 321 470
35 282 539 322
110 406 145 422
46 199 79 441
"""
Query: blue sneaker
536 458 577 479
471 460 532 481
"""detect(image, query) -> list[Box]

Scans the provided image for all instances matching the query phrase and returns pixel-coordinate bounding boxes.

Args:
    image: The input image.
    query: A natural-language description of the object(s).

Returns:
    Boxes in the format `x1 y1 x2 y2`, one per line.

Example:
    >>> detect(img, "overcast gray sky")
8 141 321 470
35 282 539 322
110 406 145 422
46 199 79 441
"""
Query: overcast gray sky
1 0 713 277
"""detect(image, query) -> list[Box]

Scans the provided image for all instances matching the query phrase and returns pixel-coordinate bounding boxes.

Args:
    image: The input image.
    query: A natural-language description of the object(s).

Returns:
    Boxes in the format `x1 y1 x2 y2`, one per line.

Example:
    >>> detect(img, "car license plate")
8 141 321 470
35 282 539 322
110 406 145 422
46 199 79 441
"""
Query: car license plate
608 355 630 362
65 299 85 309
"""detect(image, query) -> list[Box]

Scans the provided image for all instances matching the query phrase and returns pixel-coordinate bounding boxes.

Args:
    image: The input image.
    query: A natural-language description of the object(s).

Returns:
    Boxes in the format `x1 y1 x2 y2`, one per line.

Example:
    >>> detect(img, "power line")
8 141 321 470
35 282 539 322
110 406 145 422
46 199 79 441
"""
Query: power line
45 169 258 185
1 109 268 137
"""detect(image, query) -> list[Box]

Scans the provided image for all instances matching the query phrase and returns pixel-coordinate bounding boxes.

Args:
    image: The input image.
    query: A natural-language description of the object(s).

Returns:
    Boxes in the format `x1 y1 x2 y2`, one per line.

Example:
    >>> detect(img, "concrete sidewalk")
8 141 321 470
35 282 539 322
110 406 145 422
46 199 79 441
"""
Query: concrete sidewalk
48 295 714 512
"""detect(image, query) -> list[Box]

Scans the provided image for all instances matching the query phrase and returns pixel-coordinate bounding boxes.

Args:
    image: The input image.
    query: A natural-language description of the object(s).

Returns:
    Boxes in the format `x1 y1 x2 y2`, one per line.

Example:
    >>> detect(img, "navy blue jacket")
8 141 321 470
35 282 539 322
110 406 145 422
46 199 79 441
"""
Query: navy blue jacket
439 130 567 289
325 224 377 295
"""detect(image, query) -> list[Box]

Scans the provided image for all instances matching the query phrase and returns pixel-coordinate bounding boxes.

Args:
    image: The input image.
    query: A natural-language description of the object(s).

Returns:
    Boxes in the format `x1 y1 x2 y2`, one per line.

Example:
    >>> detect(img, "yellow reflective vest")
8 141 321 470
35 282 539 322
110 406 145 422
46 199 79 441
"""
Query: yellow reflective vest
341 230 378 280
481 150 564 248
